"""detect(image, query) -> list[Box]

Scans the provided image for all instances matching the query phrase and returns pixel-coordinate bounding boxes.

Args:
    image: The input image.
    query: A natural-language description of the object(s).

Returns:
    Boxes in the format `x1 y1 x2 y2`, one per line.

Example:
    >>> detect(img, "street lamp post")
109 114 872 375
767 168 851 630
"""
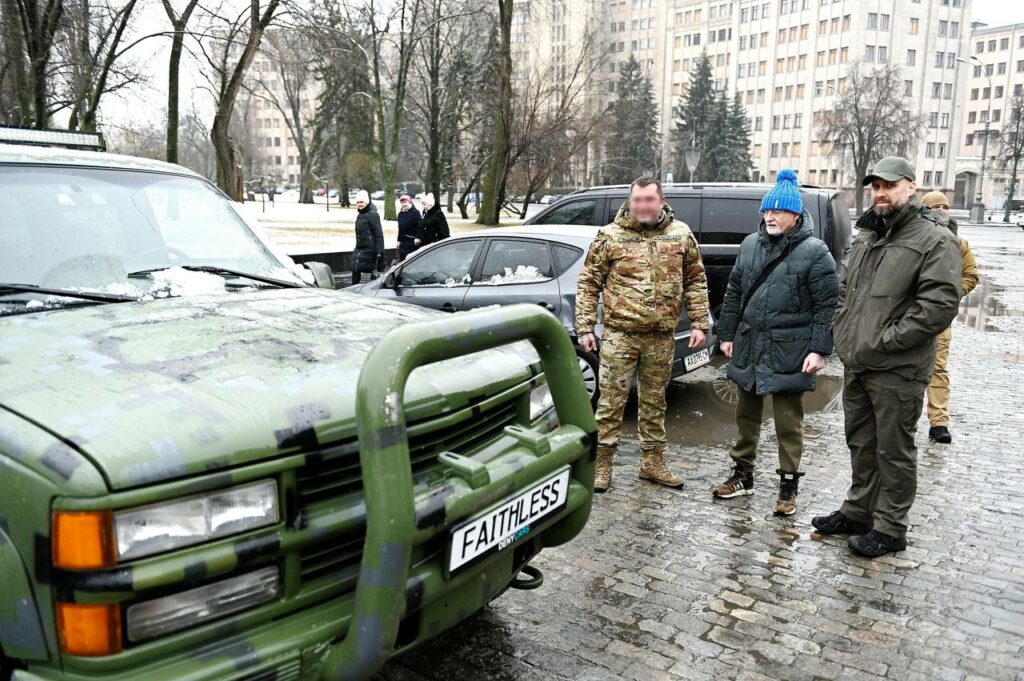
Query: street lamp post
959 56 993 222
684 132 701 183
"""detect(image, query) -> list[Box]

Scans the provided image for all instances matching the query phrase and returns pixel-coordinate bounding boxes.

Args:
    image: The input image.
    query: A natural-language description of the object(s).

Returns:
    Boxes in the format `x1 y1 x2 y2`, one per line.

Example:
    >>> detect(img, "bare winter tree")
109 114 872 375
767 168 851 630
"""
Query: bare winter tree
0 0 65 127
818 61 926 214
504 27 607 218
161 0 200 163
334 0 424 221
195 0 282 199
476 0 512 225
56 0 142 132
406 0 488 203
244 28 321 203
996 92 1024 222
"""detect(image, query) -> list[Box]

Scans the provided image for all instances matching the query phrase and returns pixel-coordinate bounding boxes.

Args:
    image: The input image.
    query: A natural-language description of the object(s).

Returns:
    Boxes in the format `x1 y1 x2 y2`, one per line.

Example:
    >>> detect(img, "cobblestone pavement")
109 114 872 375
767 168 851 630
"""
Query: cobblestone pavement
379 223 1024 681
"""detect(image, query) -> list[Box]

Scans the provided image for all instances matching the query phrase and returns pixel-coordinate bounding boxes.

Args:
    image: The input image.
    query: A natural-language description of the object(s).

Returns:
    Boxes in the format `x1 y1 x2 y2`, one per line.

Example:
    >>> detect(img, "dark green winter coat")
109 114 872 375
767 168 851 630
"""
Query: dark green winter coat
718 211 839 395
832 195 962 382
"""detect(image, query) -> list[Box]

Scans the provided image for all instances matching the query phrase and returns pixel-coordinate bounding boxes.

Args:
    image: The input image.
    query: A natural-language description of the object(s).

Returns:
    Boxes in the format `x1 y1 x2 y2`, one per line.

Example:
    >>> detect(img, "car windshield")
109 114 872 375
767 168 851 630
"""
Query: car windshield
0 165 302 306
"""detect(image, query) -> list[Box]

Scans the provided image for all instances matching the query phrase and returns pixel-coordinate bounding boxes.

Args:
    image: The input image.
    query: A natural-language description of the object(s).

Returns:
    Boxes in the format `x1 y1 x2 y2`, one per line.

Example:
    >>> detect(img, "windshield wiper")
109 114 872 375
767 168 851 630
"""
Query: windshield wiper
127 265 305 289
0 283 137 304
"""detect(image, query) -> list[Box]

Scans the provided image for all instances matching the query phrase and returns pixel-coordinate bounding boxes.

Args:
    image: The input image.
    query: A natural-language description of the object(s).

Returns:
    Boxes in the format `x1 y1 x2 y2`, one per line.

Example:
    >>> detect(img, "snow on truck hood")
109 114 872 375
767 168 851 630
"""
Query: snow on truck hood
0 288 540 491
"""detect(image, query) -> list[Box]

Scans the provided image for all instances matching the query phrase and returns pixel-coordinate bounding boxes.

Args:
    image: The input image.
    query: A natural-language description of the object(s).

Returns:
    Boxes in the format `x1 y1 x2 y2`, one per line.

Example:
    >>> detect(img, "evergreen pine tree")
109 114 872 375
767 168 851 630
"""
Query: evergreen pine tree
724 93 754 181
604 55 661 184
672 51 714 180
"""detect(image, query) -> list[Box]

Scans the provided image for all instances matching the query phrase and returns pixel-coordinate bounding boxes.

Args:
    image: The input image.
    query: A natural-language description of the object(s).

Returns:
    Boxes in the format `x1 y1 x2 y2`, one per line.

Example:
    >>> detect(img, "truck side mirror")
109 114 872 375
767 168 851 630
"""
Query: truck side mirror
303 261 335 289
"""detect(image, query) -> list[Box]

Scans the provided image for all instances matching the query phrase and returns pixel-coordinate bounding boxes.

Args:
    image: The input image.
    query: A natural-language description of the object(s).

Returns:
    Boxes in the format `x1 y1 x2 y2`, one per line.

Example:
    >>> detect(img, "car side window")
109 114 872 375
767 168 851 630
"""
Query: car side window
606 196 629 223
477 239 553 285
665 197 701 230
398 239 481 286
553 244 584 275
535 199 597 225
701 198 764 245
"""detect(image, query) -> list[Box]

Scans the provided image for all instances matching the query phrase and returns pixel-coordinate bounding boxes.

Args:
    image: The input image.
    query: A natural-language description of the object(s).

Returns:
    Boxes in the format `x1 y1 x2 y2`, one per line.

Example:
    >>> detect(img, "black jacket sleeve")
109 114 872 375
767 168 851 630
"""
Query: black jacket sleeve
808 243 839 355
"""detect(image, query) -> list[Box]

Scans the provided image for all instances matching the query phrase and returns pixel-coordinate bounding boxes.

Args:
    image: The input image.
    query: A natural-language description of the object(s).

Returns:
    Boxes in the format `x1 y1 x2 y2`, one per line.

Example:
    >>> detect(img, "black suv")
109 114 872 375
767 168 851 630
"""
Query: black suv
524 183 852 314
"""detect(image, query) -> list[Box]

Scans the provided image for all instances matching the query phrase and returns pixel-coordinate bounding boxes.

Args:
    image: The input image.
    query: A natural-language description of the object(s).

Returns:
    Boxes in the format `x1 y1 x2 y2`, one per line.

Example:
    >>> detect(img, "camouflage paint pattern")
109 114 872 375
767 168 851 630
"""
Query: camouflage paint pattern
593 329 676 453
576 201 710 336
0 294 596 681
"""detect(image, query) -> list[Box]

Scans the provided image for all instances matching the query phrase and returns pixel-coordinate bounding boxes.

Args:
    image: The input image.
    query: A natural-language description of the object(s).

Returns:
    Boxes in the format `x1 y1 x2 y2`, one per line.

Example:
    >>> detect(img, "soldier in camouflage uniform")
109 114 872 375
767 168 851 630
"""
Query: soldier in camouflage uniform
576 176 710 492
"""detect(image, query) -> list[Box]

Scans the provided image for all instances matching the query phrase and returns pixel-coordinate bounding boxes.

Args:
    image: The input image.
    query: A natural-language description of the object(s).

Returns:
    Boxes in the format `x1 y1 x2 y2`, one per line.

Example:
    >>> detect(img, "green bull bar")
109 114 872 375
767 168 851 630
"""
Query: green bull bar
3 304 595 681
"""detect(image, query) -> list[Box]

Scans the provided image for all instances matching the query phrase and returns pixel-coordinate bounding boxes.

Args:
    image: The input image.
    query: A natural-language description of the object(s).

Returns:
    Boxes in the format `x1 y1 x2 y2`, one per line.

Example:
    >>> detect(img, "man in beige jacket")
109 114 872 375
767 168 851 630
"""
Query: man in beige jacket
920 191 980 444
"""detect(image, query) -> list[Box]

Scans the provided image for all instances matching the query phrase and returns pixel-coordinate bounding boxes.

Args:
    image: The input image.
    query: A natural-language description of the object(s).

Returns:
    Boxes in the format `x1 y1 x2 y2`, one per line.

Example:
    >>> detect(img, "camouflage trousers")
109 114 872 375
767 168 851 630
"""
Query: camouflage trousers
595 328 676 452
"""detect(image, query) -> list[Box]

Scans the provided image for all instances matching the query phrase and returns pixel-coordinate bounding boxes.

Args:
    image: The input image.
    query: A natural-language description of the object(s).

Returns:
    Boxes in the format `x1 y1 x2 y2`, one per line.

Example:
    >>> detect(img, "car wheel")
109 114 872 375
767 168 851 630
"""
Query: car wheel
575 346 600 409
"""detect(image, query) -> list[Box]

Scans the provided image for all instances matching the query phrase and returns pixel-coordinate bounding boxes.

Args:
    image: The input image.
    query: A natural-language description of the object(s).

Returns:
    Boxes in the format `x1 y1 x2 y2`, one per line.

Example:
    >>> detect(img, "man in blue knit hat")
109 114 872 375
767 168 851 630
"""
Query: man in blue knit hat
713 169 839 516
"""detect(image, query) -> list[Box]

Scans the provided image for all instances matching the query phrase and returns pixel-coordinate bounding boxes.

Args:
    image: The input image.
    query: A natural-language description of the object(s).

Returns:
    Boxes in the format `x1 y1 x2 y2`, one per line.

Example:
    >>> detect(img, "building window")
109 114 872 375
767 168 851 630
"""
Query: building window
969 111 977 123
998 62 1007 75
907 49 916 66
944 83 953 99
925 142 935 157
935 172 943 186
1001 37 1010 50
923 171 933 185
910 18 919 34
938 143 947 157
932 82 941 99
937 20 947 36
934 51 944 68
867 12 877 29
865 46 875 62
941 113 950 128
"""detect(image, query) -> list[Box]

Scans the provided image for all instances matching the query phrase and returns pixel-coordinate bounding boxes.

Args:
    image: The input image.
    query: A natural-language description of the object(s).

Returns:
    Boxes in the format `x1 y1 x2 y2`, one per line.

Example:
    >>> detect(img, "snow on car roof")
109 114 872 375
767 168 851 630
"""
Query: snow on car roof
0 143 205 179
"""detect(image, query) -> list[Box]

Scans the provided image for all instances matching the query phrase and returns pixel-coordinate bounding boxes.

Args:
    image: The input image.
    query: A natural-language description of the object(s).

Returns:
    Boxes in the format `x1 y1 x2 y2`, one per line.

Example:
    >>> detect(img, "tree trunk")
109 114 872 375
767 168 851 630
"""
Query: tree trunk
162 0 198 164
853 160 868 215
477 0 513 225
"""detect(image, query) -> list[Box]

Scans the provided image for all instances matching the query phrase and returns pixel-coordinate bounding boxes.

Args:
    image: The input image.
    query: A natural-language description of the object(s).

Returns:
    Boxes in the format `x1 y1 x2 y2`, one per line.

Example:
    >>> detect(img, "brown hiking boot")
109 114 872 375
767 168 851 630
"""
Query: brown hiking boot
594 447 614 493
774 469 803 516
639 446 685 489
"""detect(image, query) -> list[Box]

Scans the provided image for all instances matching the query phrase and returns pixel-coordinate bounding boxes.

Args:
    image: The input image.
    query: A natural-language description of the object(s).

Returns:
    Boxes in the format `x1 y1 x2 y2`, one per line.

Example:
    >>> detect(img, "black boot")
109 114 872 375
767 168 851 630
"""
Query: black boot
928 426 952 443
849 529 907 557
811 510 872 535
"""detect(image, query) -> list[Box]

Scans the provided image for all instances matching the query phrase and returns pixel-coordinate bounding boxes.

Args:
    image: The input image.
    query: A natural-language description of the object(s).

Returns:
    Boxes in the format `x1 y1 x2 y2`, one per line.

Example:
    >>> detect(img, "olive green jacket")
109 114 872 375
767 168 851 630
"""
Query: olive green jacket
833 195 962 382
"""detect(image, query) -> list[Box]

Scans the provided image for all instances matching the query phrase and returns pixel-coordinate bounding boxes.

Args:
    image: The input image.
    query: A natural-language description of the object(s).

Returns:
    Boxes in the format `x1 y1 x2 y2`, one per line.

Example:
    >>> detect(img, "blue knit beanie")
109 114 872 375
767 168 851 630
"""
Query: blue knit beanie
759 169 803 215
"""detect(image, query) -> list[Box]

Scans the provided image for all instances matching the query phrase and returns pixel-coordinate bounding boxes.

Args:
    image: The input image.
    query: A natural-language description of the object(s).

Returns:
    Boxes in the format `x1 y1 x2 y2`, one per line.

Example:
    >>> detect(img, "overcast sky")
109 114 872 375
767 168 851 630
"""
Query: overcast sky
972 0 1024 27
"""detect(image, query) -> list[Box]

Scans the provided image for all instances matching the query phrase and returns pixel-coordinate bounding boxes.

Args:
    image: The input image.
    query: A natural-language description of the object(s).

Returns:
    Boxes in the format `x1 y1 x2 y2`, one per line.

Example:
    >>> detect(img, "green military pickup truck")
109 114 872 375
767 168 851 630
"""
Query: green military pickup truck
0 129 596 681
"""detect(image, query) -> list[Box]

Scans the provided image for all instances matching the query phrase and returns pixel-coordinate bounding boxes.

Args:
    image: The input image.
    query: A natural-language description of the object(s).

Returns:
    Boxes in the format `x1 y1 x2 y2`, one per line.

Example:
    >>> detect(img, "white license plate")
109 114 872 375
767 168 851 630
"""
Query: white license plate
448 468 570 575
684 348 711 371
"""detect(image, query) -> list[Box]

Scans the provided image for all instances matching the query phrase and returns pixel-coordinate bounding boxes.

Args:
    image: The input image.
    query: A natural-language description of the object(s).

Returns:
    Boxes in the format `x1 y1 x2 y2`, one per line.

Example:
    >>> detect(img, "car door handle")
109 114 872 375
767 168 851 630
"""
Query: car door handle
440 302 456 313
537 302 556 312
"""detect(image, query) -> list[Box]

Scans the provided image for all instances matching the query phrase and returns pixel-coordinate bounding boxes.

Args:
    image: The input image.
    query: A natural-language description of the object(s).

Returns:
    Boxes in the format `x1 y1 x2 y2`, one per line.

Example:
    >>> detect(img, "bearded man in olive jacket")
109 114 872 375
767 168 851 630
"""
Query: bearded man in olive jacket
812 157 962 558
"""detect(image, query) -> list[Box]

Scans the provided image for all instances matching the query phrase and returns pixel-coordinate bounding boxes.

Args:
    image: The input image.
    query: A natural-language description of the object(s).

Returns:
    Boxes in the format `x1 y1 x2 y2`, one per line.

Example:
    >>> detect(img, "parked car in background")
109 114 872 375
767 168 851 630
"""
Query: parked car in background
347 225 719 407
525 183 852 315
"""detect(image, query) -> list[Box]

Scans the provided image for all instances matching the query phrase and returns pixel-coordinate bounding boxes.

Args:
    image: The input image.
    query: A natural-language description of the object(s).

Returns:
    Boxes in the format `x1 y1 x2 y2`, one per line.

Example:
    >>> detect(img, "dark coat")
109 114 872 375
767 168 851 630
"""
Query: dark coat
419 205 450 246
397 206 421 258
833 195 962 382
354 202 384 273
718 211 839 395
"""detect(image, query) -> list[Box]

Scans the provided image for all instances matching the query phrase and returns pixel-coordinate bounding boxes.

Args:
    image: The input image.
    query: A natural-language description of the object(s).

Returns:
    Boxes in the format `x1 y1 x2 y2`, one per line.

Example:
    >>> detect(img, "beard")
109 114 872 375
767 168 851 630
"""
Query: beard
874 197 906 218
766 224 784 236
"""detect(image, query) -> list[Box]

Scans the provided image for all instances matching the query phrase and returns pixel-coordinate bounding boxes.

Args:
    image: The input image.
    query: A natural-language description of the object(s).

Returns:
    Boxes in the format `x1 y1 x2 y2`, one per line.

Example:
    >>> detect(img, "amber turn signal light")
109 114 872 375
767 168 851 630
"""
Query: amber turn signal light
57 602 123 656
52 511 115 569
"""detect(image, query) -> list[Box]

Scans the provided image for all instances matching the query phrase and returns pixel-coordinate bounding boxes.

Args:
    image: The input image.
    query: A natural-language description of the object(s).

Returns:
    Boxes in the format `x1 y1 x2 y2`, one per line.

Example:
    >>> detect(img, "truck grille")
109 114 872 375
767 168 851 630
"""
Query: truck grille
293 396 520 584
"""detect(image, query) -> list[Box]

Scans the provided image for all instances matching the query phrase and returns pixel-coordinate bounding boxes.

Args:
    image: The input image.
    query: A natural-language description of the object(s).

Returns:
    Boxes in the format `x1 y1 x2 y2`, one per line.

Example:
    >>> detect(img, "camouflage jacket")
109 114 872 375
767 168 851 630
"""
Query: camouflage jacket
576 201 709 335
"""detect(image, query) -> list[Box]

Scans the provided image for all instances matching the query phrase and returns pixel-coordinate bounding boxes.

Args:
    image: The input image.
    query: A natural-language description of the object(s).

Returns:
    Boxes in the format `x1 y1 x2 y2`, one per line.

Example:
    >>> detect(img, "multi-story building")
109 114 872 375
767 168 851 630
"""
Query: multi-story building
513 0 975 201
957 22 1024 210
236 37 321 188
662 0 972 201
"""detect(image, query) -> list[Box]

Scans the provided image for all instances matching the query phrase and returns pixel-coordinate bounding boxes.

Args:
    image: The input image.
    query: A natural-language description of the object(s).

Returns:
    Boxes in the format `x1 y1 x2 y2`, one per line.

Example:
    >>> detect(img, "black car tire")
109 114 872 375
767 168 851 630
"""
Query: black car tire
575 346 600 409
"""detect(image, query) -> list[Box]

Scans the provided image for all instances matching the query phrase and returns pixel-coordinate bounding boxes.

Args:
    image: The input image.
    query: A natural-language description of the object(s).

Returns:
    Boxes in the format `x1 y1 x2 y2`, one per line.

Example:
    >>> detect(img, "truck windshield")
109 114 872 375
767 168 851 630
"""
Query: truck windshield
0 165 301 296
